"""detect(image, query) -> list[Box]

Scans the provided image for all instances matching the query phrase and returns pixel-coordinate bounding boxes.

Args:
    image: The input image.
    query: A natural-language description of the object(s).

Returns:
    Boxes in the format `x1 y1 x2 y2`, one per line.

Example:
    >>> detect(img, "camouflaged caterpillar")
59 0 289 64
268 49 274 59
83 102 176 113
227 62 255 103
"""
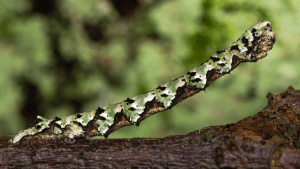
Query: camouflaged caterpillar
10 21 276 143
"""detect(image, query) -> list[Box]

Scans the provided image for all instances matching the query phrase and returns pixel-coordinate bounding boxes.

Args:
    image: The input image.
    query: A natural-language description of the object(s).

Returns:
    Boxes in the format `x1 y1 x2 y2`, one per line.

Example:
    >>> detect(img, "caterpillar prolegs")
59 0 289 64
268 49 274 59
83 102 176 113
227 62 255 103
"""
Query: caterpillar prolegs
10 21 276 143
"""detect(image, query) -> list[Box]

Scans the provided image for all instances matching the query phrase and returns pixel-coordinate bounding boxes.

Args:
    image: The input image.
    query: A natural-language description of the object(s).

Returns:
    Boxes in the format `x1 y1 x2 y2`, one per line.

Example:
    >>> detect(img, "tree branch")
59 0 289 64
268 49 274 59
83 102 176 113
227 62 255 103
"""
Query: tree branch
1 86 300 168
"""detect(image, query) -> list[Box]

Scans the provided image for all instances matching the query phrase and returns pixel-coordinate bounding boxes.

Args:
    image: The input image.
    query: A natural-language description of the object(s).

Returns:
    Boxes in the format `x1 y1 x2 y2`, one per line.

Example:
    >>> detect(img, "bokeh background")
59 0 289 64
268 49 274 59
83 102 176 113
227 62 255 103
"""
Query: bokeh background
0 0 299 140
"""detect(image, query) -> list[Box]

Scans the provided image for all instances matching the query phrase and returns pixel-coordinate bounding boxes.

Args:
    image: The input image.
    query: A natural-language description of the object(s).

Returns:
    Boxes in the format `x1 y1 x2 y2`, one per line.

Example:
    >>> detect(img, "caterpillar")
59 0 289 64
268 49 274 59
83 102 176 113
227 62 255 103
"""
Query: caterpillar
10 21 276 143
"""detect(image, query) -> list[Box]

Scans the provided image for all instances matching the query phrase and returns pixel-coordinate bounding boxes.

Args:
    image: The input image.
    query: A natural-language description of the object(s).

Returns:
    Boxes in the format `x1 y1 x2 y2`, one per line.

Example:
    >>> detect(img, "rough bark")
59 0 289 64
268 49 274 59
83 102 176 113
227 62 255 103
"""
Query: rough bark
1 86 300 168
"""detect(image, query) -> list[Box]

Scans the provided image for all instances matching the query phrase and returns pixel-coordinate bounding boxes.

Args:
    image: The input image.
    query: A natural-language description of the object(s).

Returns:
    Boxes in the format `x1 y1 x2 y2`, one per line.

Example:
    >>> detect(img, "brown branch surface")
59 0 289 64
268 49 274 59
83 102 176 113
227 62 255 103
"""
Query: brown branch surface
1 86 300 168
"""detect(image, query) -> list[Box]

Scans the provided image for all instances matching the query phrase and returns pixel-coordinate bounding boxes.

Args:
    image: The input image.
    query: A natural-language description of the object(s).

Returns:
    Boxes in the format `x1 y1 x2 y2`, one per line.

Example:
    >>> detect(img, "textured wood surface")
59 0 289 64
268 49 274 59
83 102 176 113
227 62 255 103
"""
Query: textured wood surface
1 86 300 168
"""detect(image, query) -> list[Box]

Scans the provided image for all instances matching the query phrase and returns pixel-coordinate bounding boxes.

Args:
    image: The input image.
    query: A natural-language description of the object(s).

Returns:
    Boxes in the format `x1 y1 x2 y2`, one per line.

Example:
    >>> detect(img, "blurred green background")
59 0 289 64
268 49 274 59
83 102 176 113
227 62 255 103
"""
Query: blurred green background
0 0 299 140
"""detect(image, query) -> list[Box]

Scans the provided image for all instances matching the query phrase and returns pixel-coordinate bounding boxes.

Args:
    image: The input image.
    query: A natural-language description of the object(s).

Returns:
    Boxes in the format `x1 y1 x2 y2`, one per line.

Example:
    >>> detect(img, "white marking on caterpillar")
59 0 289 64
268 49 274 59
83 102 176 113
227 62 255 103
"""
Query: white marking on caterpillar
10 21 275 143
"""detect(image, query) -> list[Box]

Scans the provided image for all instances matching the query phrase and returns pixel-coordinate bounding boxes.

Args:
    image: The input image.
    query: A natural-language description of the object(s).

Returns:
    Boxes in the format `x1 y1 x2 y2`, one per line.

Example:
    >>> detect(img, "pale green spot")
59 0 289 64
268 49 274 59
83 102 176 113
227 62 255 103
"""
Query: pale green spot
195 81 205 88
104 104 118 118
157 94 174 107
122 100 140 122
194 64 206 75
154 88 161 99
208 59 217 67
121 101 128 114
154 86 172 107
221 66 230 72
96 119 112 134
60 115 76 128
134 93 150 107
77 111 96 126
184 74 190 83
54 127 62 134
166 80 179 93
215 51 226 60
